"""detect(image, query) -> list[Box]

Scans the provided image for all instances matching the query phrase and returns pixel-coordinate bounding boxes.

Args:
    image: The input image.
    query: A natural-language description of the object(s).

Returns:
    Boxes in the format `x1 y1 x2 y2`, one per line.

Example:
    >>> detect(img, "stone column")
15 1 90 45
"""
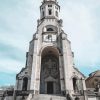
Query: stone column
30 40 38 94
35 55 41 94
59 55 65 94
62 38 73 94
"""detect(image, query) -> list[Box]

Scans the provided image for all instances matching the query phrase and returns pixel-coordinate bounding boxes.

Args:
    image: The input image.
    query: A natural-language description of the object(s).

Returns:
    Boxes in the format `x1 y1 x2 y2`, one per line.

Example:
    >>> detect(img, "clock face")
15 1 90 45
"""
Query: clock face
43 34 56 42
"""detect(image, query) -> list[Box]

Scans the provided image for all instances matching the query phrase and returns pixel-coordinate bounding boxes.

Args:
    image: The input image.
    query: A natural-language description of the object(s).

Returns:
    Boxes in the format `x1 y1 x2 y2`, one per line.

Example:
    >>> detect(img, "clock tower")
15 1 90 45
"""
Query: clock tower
15 0 86 100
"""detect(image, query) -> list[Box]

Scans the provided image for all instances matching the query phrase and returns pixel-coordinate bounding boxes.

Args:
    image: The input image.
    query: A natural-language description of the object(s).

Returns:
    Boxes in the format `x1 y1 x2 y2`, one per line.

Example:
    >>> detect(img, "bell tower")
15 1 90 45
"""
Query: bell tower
40 0 60 20
29 0 66 95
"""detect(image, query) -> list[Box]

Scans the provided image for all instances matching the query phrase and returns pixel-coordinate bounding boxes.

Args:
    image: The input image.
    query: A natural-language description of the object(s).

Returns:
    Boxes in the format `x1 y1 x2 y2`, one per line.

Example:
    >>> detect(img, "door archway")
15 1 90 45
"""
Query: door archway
22 77 28 91
40 46 61 94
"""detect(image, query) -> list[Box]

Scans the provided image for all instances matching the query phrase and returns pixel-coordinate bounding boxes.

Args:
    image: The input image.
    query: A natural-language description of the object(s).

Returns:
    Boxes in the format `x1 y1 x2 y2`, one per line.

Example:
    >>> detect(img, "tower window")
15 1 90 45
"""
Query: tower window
48 5 52 7
56 11 58 17
43 11 44 17
55 6 58 10
75 97 80 100
48 9 52 15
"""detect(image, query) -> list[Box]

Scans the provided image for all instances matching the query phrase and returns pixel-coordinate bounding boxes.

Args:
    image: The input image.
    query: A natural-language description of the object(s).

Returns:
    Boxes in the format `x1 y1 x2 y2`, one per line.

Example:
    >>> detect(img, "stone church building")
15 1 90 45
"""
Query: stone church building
15 0 86 99
0 0 99 100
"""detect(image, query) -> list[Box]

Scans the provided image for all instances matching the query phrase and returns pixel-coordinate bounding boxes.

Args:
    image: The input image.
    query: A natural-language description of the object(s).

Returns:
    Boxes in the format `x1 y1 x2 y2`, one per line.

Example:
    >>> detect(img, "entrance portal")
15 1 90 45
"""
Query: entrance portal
40 47 61 94
47 82 53 94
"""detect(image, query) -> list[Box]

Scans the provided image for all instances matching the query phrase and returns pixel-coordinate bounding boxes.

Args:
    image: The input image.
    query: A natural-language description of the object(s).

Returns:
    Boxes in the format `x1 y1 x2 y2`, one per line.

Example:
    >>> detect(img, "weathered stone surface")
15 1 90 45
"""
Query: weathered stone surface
14 0 86 100
31 94 66 100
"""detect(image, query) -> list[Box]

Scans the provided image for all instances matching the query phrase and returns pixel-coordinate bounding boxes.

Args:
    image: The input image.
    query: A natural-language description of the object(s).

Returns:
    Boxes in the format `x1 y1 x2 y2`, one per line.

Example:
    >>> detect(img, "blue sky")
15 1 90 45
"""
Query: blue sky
0 0 100 86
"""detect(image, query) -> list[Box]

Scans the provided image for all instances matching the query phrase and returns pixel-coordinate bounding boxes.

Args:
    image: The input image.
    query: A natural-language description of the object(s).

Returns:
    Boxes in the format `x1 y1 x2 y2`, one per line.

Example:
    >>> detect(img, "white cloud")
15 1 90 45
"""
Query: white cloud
0 59 24 73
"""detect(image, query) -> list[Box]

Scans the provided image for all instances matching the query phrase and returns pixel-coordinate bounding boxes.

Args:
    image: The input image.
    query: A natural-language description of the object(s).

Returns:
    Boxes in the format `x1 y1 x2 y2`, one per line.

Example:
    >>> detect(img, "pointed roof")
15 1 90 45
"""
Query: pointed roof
86 70 100 81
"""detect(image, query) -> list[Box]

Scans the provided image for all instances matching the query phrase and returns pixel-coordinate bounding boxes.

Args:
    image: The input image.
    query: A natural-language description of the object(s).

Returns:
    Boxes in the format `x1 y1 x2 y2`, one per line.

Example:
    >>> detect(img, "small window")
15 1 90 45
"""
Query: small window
48 5 52 7
56 11 58 17
43 11 44 17
25 72 28 74
47 28 54 31
75 97 80 100
42 7 45 10
55 6 58 10
48 9 52 15
95 79 98 82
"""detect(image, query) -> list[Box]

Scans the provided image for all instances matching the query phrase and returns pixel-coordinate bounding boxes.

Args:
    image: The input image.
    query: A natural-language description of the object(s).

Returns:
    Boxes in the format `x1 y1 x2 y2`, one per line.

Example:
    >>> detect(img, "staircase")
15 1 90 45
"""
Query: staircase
27 94 67 100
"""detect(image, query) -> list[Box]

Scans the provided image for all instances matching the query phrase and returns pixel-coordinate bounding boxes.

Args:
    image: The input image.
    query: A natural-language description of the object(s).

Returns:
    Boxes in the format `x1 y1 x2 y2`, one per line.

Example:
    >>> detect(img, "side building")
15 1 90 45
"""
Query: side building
85 70 100 100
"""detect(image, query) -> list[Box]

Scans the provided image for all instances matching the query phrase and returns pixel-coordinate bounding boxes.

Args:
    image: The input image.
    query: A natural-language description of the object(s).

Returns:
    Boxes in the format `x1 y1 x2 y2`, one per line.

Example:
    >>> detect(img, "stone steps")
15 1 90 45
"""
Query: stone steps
30 94 67 100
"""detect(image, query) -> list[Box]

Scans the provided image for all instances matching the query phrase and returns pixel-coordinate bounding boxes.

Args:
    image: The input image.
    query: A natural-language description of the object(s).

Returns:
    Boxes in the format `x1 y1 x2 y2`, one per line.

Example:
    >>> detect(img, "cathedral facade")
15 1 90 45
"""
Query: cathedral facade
0 0 99 100
15 0 86 100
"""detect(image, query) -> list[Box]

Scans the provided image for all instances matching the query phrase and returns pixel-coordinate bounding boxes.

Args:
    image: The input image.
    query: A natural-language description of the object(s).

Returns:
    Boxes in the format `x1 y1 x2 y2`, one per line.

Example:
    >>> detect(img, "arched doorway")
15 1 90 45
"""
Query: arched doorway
40 47 61 94
73 77 79 93
75 97 80 100
22 77 28 91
